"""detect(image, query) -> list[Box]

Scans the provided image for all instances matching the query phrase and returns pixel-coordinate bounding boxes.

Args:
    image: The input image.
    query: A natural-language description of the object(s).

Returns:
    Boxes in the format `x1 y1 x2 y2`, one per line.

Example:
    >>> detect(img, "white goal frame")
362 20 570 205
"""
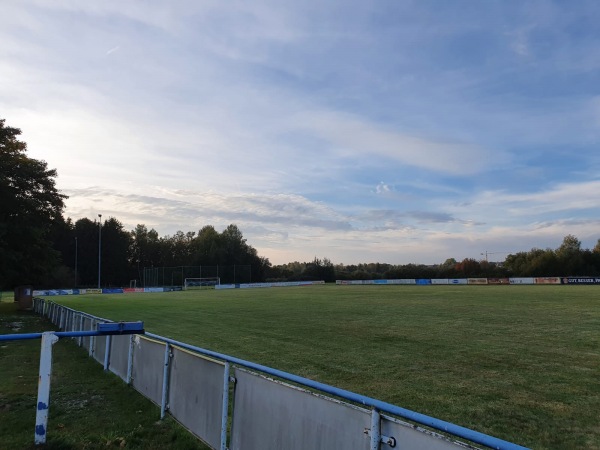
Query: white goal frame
183 277 221 290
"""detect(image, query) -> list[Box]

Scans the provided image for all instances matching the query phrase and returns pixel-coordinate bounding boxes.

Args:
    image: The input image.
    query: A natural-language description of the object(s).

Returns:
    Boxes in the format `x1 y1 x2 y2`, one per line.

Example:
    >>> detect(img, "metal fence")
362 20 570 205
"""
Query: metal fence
142 265 252 287
33 298 528 450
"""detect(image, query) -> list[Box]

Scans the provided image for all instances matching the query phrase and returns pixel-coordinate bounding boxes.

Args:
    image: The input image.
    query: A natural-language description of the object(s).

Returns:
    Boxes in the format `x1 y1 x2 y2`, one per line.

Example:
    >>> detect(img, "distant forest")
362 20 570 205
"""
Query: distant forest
30 220 600 289
3 117 600 289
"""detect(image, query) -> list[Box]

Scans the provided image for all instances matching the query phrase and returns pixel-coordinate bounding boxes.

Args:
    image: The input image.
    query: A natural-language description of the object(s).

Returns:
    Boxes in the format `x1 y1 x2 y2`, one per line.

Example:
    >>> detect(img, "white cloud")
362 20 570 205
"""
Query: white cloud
294 110 499 175
2 1 600 267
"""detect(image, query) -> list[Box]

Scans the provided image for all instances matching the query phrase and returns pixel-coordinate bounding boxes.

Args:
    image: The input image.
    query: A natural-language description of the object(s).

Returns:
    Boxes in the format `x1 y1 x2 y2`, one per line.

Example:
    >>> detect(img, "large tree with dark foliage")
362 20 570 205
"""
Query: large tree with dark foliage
0 119 66 288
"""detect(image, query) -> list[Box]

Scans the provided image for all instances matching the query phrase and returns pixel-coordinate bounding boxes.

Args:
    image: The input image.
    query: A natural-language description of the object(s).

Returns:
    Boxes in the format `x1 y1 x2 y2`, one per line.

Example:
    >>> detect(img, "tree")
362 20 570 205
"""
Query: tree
101 218 133 286
0 119 67 288
593 239 600 254
454 258 481 277
72 218 100 287
191 225 221 265
556 235 584 276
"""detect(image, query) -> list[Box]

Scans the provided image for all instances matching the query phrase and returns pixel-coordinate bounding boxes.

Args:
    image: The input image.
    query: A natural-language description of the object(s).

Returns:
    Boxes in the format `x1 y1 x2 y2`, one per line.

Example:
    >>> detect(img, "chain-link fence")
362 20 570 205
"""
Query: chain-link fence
142 265 251 287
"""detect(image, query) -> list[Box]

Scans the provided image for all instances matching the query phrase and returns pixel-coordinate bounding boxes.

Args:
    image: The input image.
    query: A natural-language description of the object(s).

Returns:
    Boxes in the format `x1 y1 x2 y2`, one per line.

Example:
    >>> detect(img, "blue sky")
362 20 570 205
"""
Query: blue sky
2 1 600 264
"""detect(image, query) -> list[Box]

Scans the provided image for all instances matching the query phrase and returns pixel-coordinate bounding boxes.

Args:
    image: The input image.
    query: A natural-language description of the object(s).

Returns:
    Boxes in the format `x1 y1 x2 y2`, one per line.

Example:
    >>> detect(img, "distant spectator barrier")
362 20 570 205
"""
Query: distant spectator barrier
32 281 325 297
30 298 528 450
336 277 600 285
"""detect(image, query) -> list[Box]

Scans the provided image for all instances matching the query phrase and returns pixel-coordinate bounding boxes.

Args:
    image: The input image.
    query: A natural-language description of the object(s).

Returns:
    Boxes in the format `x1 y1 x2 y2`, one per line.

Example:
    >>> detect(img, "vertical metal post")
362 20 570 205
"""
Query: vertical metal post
220 362 230 450
78 315 84 346
74 236 78 288
126 334 134 384
89 320 95 357
35 332 59 445
104 335 112 371
370 408 381 450
160 343 171 419
98 214 102 289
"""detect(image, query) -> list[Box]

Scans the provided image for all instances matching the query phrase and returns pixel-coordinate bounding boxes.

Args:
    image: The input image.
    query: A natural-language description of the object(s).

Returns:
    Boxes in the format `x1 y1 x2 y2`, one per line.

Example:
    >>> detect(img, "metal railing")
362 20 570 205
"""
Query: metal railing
0 320 144 445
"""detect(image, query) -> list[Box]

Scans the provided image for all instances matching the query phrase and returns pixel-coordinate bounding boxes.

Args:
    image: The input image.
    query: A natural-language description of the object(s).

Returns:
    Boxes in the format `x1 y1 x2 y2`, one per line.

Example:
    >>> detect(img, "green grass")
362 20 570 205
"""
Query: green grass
38 286 600 449
0 302 209 449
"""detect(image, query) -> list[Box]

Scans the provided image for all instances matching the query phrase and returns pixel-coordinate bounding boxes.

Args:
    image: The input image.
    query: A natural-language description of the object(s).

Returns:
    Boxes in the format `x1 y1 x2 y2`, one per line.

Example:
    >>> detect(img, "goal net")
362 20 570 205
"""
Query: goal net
183 277 221 290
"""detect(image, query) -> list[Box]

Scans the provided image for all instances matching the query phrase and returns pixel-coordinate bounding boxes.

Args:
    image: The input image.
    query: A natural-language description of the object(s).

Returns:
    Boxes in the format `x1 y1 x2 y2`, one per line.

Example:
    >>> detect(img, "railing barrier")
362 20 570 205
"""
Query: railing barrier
3 297 530 450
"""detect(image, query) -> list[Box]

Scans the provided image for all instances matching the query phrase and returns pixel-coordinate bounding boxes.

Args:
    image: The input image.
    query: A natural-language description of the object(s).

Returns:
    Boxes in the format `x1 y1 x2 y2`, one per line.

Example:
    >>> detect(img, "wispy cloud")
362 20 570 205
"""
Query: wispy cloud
2 1 600 264
105 45 120 55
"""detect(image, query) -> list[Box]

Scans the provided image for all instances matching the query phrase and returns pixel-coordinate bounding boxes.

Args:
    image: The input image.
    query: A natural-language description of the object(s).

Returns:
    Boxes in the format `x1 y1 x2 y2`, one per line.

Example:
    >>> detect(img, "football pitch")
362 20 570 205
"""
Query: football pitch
51 285 599 449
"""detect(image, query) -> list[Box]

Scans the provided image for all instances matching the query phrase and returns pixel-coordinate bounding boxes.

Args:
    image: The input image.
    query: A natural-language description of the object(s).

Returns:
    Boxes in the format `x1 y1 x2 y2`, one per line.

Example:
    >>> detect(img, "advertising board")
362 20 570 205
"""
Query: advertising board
562 277 600 284
509 278 535 284
143 287 165 293
79 288 102 294
534 277 561 285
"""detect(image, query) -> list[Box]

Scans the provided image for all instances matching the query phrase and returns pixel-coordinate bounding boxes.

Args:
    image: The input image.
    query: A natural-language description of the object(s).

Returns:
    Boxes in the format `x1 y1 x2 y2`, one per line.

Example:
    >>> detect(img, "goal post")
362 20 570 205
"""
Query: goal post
183 277 221 290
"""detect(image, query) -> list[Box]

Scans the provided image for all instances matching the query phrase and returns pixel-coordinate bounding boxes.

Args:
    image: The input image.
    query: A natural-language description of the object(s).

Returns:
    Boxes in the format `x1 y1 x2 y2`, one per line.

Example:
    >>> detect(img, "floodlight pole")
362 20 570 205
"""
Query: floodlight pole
74 237 78 288
98 214 102 289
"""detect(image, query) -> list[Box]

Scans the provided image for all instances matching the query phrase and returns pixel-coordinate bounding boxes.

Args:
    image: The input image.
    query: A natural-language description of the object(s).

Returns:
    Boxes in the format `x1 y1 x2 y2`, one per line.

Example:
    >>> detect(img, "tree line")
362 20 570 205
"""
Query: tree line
2 117 600 289
48 218 271 288
327 234 600 281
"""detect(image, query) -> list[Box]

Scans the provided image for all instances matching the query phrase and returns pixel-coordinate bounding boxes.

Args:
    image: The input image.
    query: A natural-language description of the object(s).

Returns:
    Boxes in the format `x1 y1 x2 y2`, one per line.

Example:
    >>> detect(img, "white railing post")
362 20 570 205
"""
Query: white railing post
34 332 59 445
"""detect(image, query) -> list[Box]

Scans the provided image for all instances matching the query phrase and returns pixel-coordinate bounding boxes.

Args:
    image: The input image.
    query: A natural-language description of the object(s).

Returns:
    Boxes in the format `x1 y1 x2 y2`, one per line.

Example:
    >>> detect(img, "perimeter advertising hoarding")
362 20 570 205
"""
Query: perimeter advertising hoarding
33 289 79 296
448 279 468 284
563 277 600 284
416 279 432 285
389 279 416 285
509 277 535 284
431 279 449 285
535 277 561 285
79 289 102 294
488 278 510 285
124 288 145 293
143 287 165 293
102 288 124 294
467 278 488 285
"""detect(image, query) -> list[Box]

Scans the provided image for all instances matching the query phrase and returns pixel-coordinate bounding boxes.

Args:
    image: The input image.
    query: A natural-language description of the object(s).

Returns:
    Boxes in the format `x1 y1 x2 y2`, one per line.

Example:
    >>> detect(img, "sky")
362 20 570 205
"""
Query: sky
2 1 600 265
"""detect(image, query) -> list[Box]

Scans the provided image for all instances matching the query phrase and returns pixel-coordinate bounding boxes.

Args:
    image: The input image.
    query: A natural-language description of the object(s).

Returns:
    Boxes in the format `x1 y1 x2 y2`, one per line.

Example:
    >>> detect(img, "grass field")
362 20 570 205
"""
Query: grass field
40 285 599 449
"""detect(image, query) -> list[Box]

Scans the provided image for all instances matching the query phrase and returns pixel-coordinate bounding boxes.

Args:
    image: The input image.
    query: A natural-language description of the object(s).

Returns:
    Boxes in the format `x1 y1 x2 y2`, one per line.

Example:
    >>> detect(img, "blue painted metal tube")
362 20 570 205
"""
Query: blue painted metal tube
0 328 145 342
146 332 528 450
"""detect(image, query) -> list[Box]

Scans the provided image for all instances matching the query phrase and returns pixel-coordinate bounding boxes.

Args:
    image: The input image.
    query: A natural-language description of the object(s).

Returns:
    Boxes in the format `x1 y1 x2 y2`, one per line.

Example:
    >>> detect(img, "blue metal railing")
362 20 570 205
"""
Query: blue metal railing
28 298 529 450
0 321 144 445
146 332 527 450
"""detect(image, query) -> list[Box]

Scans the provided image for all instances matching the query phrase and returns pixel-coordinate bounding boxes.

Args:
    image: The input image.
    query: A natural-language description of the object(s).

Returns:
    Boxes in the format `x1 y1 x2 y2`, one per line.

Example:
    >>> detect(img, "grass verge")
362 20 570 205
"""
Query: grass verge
0 301 209 450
